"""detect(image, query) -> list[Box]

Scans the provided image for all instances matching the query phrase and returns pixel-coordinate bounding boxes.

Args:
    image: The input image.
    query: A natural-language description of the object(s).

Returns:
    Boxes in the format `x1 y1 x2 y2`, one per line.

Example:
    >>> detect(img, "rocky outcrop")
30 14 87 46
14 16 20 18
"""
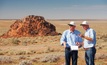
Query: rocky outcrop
1 15 59 38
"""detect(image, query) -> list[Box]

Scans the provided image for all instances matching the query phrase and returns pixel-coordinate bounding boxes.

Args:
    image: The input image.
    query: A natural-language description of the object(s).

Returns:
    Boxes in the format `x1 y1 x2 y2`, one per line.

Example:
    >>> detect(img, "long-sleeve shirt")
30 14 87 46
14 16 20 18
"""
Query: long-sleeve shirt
60 29 83 47
83 28 96 48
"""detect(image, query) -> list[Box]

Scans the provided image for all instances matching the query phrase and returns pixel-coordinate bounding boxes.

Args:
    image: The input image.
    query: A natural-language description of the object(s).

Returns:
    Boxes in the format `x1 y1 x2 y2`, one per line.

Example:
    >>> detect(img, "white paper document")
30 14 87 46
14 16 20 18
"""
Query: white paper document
70 46 78 50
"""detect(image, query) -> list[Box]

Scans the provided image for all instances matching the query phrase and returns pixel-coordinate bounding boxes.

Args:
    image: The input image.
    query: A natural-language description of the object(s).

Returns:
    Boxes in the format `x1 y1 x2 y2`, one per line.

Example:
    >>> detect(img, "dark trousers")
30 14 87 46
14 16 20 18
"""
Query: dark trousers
65 47 78 65
85 47 96 65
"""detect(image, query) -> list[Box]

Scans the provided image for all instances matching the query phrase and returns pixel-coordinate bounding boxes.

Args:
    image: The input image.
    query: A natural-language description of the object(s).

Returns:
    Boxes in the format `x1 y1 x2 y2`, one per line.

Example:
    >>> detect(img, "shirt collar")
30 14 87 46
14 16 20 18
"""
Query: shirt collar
68 29 75 34
86 28 90 31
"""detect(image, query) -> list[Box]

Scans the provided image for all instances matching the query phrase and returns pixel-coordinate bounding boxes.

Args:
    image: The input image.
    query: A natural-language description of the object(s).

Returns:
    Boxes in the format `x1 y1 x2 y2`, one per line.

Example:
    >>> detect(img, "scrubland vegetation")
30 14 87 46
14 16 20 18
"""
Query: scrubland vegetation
0 20 107 65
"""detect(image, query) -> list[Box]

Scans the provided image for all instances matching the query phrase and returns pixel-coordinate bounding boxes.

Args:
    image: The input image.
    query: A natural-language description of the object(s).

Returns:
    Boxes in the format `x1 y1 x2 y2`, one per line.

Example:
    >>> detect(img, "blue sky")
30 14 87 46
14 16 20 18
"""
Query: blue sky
0 0 107 19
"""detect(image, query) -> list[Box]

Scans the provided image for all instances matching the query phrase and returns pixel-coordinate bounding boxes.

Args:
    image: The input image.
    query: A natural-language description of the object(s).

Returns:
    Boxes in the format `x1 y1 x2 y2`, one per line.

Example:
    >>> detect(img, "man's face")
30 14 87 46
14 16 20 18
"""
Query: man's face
82 25 89 30
69 25 76 31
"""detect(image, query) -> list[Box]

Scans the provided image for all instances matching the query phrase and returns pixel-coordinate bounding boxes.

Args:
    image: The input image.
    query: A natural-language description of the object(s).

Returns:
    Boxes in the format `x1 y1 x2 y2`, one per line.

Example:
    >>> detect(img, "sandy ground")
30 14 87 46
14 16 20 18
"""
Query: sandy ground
0 20 107 65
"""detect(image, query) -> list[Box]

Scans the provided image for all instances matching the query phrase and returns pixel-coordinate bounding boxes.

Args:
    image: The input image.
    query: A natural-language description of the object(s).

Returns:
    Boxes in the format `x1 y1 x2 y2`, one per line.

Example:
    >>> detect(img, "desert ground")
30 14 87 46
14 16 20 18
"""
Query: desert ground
0 20 107 65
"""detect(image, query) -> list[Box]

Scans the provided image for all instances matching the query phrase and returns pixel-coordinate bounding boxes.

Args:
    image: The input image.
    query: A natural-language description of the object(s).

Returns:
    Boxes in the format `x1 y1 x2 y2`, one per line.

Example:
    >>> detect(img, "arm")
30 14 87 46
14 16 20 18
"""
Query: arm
76 36 83 48
83 35 93 41
79 34 93 41
60 31 67 48
80 29 95 42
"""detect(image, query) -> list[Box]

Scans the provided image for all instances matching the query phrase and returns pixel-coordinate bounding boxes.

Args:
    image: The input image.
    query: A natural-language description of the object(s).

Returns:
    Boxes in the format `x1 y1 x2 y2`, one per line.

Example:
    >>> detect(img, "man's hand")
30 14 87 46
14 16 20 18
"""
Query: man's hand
84 47 89 50
79 34 93 41
63 42 66 48
76 42 82 48
79 34 84 38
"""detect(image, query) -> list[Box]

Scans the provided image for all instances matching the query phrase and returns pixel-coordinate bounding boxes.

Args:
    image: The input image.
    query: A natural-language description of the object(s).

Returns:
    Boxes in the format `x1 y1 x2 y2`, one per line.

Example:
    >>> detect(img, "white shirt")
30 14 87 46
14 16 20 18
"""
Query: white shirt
83 28 96 48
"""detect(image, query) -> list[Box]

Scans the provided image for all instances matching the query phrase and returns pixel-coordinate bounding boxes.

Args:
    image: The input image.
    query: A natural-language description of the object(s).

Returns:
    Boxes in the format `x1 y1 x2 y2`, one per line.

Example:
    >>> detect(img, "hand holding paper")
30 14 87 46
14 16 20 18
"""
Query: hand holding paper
70 46 78 50
76 42 82 48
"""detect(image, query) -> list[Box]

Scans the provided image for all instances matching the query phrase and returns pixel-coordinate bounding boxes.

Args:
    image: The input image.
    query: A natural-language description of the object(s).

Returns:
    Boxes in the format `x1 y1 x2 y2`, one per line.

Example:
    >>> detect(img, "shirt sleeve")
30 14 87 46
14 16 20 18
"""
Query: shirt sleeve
60 31 67 45
89 29 96 41
76 30 83 43
78 36 83 42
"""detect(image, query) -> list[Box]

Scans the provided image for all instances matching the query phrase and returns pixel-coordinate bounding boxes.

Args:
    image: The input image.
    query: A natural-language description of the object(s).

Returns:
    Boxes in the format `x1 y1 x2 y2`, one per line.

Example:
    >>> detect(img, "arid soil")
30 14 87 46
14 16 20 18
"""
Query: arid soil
0 20 107 65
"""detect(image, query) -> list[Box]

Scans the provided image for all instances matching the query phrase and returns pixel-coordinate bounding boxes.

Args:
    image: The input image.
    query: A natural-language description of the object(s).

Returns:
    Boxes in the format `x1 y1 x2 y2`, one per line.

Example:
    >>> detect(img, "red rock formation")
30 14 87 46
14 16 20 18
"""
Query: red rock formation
1 15 59 38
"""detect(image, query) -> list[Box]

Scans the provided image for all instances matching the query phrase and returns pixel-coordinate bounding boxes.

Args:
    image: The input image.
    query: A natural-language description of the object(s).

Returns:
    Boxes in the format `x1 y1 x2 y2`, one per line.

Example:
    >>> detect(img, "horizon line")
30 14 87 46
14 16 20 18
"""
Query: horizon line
0 19 107 21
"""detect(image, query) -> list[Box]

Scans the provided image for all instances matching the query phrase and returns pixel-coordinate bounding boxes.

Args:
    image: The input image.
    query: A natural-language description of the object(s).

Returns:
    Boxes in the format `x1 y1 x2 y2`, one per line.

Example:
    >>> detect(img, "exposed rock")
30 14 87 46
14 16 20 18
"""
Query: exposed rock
1 15 59 38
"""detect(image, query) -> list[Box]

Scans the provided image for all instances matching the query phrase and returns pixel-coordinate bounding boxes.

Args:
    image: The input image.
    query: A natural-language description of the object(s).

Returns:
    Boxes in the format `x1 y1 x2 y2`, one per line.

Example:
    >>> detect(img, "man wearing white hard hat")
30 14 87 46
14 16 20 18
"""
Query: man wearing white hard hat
80 21 96 65
60 21 83 65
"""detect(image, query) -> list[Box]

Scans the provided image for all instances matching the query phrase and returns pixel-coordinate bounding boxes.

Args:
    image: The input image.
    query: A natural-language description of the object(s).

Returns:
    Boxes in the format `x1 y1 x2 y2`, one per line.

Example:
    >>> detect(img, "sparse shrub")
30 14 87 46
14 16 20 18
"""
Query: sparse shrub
26 50 36 54
19 56 26 60
0 49 4 55
30 50 36 54
39 54 60 63
7 50 26 55
103 38 107 42
97 46 102 50
31 40 37 44
21 38 33 46
22 41 27 46
95 53 107 60
16 51 26 55
44 47 54 53
31 57 39 62
7 50 15 55
12 38 20 45
0 51 4 55
19 60 33 65
98 34 107 39
0 56 13 63
26 51 33 55
0 38 11 45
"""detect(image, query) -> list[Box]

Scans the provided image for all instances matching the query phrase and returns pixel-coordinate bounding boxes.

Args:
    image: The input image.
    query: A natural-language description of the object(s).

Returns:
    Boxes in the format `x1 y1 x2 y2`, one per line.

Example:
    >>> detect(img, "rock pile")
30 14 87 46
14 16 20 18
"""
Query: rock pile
1 15 59 38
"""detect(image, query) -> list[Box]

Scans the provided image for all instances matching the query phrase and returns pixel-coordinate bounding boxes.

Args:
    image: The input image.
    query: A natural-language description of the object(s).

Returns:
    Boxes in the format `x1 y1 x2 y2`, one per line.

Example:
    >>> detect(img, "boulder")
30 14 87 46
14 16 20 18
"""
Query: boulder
1 15 59 38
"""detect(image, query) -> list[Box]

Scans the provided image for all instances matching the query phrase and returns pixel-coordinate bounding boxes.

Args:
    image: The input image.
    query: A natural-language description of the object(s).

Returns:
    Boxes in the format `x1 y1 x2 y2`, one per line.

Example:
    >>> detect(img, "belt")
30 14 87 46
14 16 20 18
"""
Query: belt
84 46 95 50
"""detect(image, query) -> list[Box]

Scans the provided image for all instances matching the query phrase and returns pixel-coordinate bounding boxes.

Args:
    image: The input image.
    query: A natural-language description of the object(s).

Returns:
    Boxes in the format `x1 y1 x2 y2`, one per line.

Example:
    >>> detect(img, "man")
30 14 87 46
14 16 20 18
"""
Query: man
60 21 83 65
79 21 96 65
